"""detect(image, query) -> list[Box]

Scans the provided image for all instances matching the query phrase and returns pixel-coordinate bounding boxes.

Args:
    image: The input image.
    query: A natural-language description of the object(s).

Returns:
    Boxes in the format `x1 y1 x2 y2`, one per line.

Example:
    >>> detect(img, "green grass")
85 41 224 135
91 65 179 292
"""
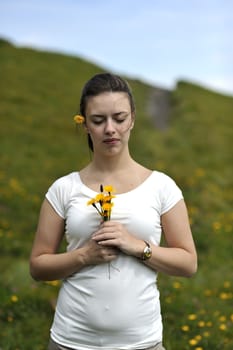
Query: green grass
0 39 233 349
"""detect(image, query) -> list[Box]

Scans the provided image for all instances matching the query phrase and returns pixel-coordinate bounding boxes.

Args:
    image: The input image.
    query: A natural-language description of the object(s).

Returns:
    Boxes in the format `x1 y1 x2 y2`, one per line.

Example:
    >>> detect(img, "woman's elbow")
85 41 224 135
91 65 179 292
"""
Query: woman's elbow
29 257 42 281
184 254 198 277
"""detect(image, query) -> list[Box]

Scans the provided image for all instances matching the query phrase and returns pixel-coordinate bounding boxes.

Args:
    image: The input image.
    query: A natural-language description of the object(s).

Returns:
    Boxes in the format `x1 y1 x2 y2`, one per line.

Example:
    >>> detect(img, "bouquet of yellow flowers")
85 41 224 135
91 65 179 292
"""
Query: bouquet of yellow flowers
87 185 117 279
87 185 115 221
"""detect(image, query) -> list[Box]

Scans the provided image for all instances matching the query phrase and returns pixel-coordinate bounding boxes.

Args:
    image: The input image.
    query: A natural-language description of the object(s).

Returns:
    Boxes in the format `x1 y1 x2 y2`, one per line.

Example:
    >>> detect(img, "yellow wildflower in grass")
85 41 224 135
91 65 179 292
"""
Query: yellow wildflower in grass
45 280 60 287
73 114 85 124
9 178 25 196
195 167 205 178
206 321 213 327
181 325 190 332
219 316 227 322
195 335 202 341
223 281 231 288
204 289 212 296
165 296 172 303
212 221 221 231
219 323 227 331
11 295 18 303
219 292 228 300
219 292 232 300
87 184 115 221
195 347 203 350
203 331 210 337
189 338 198 346
188 314 197 321
230 314 233 322
198 321 205 327
172 281 182 289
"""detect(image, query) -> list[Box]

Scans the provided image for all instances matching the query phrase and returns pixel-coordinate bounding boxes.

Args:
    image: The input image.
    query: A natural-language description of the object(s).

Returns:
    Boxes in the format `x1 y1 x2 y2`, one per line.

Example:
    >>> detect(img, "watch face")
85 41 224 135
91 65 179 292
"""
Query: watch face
143 246 152 260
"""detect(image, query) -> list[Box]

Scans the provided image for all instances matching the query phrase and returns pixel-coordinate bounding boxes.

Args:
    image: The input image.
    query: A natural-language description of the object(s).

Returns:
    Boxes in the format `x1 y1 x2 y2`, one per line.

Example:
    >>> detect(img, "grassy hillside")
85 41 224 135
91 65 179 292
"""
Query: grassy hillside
0 39 233 350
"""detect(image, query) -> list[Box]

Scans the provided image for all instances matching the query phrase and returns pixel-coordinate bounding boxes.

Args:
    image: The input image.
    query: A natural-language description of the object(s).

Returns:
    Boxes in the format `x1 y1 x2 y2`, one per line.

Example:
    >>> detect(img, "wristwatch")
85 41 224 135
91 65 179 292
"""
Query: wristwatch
141 241 152 260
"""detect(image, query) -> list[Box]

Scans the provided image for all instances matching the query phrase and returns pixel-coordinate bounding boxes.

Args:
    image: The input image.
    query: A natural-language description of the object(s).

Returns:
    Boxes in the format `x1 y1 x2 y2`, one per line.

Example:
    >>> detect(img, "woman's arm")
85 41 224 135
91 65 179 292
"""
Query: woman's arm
144 199 197 277
30 199 119 281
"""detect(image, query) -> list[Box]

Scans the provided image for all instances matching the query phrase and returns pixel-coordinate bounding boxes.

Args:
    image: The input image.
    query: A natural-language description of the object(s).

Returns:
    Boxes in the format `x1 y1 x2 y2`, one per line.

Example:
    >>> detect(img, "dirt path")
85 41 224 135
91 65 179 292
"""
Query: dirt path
146 87 172 130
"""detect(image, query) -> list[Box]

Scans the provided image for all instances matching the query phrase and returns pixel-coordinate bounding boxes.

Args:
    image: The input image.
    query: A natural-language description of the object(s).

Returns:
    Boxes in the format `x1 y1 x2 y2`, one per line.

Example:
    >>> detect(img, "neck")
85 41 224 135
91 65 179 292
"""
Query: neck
90 149 134 174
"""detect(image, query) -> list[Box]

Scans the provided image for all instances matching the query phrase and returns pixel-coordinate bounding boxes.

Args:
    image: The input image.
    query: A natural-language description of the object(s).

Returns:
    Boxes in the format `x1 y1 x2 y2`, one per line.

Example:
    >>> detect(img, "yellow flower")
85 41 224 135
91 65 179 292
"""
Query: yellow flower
104 185 115 193
219 316 226 322
203 331 210 337
45 280 60 287
189 338 198 346
219 292 231 300
11 295 18 303
73 114 85 124
188 314 197 320
181 325 190 332
104 195 115 202
195 335 202 341
165 296 172 303
102 202 114 211
172 281 182 289
219 323 227 331
223 281 231 288
95 193 105 202
87 198 97 206
204 289 212 296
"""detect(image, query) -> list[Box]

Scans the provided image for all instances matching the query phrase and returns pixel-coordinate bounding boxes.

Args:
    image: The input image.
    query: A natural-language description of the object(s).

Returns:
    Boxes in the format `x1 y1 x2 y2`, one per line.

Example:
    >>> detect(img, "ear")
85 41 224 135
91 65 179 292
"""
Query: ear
130 112 135 129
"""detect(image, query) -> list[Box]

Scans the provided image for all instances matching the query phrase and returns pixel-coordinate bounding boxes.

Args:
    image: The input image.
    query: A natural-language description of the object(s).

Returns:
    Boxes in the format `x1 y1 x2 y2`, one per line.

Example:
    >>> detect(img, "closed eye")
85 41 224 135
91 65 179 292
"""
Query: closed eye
91 116 105 125
115 118 125 123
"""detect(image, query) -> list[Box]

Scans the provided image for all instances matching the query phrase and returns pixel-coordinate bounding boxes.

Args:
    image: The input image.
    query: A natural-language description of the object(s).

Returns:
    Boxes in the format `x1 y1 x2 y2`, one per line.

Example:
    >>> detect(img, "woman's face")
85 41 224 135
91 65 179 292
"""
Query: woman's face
85 92 135 155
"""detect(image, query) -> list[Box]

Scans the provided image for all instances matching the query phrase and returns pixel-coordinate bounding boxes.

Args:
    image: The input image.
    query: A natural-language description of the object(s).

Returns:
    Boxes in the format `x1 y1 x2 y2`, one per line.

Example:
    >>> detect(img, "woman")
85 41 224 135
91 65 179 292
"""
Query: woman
30 73 197 350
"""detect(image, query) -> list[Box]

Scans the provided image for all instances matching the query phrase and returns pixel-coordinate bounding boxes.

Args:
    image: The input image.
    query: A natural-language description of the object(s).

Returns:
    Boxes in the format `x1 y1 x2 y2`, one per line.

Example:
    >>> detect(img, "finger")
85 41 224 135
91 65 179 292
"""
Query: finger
97 238 120 248
92 230 115 241
100 247 118 259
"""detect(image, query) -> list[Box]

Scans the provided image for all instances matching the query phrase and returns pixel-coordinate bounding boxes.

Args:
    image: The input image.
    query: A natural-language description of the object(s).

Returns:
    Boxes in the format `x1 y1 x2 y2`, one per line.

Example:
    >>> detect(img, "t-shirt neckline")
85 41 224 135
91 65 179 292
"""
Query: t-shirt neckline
75 171 155 197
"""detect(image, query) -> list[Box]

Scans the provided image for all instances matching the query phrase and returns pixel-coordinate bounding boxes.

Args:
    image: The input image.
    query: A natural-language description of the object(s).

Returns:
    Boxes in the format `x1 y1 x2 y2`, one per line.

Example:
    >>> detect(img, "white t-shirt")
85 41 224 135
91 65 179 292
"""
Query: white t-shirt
46 171 183 350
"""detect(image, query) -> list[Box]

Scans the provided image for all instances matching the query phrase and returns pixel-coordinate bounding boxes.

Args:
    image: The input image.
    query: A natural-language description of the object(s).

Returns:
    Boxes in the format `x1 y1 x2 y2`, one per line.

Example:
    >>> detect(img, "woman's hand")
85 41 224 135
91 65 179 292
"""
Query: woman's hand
92 221 144 258
81 238 119 266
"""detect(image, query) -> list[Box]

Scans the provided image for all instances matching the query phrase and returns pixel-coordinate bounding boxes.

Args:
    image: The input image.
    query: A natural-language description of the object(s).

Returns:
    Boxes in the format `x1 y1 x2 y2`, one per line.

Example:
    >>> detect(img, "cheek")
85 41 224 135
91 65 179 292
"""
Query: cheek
88 127 102 139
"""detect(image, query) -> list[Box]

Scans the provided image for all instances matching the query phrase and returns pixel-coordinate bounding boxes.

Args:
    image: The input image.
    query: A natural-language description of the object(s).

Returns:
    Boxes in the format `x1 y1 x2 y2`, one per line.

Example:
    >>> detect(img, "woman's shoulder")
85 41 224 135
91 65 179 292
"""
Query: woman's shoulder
48 171 81 189
151 170 173 182
150 170 182 192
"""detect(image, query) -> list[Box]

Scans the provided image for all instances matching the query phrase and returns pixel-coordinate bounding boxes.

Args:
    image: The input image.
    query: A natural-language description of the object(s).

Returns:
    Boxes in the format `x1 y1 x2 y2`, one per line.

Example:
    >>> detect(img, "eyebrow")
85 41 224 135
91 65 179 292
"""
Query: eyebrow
89 111 129 118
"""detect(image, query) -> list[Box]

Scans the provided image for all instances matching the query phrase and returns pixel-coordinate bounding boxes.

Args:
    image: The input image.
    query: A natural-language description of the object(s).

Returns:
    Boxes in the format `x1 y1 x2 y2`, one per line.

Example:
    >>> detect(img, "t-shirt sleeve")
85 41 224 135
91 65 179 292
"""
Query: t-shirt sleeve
160 174 184 215
45 177 68 219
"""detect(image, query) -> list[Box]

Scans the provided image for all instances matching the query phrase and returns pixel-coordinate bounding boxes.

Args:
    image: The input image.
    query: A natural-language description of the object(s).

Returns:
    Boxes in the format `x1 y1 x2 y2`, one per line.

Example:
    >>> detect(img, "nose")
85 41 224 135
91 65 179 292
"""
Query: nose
104 118 115 134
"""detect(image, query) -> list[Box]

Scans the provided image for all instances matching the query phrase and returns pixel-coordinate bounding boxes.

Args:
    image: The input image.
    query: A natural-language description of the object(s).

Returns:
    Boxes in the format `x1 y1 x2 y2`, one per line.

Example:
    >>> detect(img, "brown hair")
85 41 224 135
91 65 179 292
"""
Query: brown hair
79 73 135 151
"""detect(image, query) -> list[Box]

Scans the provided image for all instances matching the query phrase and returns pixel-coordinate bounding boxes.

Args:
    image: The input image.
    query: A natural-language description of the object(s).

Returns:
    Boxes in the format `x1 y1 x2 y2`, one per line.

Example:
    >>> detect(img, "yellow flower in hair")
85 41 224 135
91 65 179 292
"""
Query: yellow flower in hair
73 114 85 124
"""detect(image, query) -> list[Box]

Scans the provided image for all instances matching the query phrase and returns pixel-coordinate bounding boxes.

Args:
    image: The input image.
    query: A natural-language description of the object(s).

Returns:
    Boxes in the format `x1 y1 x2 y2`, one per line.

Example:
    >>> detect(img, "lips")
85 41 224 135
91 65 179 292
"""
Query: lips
103 138 119 144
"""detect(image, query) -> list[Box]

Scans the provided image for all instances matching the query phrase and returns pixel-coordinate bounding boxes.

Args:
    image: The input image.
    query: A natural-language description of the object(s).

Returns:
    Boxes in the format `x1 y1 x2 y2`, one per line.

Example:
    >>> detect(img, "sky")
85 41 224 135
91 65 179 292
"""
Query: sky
1 0 233 95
